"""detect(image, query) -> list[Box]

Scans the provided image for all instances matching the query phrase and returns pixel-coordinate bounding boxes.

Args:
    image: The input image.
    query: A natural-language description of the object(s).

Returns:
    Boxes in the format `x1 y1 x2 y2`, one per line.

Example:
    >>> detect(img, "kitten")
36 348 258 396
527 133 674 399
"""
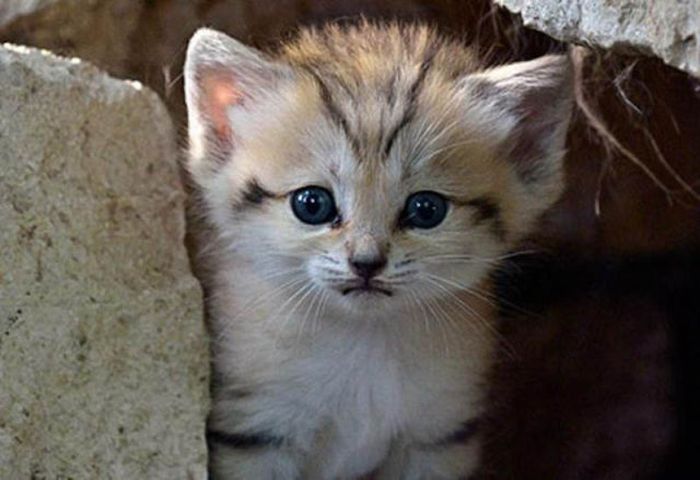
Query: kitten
184 22 573 480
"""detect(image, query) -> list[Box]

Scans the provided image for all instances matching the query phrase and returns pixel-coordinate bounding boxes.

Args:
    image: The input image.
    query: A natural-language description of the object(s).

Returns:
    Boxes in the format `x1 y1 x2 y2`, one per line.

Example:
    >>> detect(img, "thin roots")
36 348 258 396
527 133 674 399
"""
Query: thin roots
571 46 700 213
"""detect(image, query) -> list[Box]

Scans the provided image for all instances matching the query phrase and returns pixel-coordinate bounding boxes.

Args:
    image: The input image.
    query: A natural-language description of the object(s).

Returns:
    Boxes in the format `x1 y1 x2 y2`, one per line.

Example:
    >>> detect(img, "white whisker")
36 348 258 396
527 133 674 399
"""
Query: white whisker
217 274 307 340
423 275 518 360
419 279 494 354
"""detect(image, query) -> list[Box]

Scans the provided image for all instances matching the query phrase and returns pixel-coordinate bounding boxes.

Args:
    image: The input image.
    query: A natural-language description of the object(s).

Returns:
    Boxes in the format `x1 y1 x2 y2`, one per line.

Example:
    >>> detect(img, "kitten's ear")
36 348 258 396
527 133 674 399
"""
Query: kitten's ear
184 28 293 177
464 55 573 185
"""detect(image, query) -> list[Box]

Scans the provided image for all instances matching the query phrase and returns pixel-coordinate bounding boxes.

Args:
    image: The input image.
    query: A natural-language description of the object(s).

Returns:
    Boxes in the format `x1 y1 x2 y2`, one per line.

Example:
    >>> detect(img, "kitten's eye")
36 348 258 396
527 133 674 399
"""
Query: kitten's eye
402 191 448 229
291 186 338 225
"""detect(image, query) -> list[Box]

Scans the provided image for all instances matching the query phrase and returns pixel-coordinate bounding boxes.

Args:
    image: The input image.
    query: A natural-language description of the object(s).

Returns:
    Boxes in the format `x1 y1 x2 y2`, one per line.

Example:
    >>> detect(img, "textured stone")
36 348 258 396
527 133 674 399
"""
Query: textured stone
496 0 700 77
0 44 208 479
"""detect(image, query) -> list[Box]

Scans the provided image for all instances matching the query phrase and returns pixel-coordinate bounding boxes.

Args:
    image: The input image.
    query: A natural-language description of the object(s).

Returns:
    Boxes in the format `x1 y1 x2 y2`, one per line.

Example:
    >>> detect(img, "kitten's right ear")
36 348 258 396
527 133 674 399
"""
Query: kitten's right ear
184 28 292 178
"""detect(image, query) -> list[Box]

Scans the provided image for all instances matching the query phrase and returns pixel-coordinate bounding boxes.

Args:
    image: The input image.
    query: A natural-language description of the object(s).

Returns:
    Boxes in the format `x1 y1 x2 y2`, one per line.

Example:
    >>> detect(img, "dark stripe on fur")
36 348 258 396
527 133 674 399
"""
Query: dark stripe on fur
384 113 413 158
207 429 284 449
385 70 400 108
234 179 274 210
305 69 360 156
465 197 506 240
384 49 436 157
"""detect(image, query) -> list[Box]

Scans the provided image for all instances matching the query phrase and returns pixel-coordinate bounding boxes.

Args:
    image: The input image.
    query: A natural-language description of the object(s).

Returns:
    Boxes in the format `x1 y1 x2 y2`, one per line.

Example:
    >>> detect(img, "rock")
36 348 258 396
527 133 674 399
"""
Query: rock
0 0 143 78
496 0 700 77
0 44 208 479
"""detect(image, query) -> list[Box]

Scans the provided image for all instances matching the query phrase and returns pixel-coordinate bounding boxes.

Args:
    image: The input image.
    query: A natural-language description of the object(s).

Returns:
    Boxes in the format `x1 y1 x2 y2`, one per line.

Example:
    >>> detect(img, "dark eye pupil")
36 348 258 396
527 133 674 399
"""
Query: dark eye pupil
403 191 447 229
303 193 321 214
291 187 337 225
415 199 437 220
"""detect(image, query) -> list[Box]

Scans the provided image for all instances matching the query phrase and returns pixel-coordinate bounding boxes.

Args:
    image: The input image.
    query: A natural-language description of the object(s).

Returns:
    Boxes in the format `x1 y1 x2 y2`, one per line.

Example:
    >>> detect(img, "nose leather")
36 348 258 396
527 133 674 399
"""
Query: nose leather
347 233 389 280
349 256 387 280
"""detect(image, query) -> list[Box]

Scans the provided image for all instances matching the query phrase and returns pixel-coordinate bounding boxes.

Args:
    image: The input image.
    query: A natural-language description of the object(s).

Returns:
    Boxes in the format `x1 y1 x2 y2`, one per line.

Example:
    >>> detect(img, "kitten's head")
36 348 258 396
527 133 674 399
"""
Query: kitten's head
185 23 572 316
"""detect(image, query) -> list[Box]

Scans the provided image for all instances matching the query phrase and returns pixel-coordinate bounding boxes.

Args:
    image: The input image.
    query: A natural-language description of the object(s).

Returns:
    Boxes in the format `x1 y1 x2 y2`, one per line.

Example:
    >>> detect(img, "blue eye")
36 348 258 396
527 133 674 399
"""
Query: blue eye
402 191 448 229
291 186 337 225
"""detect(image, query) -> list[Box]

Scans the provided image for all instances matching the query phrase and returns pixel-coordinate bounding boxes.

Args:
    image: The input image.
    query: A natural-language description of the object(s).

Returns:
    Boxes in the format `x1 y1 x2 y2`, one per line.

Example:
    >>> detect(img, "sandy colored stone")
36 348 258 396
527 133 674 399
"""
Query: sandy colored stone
496 0 700 77
0 44 208 479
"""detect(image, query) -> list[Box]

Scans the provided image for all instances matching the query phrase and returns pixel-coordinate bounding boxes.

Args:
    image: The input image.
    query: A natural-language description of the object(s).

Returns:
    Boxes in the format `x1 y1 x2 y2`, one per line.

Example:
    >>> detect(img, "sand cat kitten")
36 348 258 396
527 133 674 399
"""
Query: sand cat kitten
184 22 572 480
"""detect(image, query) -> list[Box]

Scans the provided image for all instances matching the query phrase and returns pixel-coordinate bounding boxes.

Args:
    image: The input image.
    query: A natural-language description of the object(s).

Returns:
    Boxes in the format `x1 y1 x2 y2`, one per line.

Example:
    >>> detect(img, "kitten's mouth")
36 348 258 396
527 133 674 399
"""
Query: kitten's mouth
341 284 393 297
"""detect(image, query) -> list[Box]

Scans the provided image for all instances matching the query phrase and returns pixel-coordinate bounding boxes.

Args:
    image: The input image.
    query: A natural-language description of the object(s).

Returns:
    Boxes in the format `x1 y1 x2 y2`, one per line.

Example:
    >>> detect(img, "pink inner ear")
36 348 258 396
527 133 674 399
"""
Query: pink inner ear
199 70 242 142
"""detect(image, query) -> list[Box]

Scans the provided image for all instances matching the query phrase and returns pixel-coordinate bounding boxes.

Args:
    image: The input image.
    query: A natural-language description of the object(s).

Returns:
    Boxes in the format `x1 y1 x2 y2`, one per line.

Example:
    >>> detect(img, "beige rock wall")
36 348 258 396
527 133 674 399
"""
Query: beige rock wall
0 44 208 479
496 0 700 77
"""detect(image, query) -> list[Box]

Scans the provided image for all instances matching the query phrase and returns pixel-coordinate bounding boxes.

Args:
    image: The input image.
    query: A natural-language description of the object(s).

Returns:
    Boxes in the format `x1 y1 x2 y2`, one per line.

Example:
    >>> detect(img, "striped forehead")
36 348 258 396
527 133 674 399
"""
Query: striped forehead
301 53 435 167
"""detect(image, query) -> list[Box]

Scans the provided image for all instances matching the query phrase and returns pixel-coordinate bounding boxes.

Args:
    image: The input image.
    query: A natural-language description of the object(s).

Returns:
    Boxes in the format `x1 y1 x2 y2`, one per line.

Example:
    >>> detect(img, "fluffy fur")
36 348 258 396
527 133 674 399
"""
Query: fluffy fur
184 22 573 480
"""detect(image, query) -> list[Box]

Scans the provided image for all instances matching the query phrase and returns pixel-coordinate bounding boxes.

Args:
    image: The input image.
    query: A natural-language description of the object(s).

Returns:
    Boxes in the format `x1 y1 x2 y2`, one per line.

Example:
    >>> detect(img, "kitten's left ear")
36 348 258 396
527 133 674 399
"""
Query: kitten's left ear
184 28 295 179
464 55 574 186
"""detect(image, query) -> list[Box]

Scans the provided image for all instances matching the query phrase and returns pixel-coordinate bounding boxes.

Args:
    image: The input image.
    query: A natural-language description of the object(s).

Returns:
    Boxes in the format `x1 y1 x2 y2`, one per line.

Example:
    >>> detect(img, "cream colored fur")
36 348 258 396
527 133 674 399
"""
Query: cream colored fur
185 22 573 480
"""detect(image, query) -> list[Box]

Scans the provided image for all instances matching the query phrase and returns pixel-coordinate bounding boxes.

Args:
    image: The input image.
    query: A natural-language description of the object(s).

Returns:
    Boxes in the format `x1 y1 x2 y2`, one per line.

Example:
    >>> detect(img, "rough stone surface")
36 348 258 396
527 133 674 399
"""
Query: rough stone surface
0 44 208 479
496 0 700 77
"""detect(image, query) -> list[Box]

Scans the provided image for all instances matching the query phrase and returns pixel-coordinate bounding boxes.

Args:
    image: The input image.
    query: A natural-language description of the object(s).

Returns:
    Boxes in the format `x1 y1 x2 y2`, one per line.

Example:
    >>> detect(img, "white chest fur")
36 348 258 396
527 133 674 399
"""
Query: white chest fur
215 299 491 479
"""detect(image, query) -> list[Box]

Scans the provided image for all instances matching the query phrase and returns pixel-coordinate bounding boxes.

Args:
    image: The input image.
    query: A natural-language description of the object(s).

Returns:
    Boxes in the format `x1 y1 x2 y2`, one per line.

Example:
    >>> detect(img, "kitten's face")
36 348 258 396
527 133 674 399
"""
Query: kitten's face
185 25 573 318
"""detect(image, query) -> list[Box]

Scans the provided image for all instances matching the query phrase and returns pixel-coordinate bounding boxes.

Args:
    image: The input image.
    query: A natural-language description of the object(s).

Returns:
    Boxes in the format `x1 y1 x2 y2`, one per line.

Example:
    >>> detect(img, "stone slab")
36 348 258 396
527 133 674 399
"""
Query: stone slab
0 44 208 479
497 0 700 77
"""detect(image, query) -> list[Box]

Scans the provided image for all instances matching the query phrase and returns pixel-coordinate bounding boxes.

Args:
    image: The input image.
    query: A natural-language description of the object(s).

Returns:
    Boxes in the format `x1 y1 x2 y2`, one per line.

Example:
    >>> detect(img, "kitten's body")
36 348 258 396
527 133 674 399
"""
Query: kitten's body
185 23 572 479
208 267 491 478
